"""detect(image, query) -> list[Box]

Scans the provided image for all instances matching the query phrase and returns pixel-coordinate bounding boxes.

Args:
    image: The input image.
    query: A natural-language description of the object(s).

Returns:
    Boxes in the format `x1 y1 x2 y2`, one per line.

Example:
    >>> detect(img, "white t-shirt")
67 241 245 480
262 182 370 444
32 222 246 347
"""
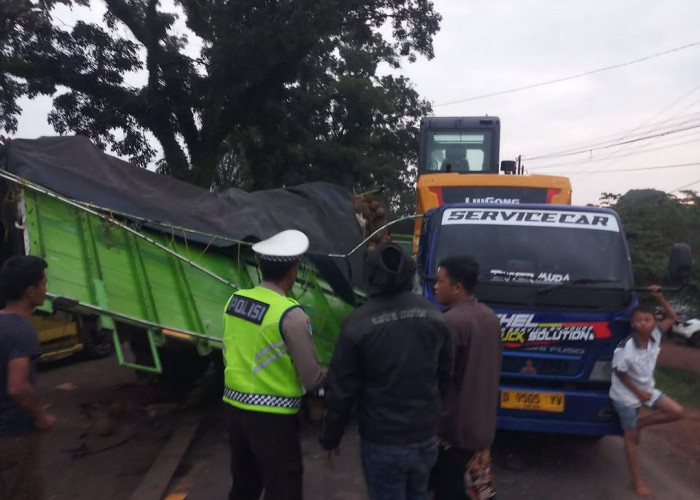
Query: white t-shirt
609 326 662 408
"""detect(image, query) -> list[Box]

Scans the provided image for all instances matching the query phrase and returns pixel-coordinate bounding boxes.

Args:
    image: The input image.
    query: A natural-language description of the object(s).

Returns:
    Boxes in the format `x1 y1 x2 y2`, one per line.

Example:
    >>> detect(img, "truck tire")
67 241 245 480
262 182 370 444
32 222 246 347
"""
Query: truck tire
128 332 211 384
80 317 114 359
691 331 700 348
159 347 212 386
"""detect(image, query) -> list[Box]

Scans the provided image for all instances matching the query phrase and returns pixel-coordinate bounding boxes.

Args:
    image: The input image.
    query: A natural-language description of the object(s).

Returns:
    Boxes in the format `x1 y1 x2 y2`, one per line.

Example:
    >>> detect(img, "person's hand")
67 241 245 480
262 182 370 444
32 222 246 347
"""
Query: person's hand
470 448 491 470
477 448 491 466
648 285 662 296
638 390 652 402
36 412 56 431
325 448 339 467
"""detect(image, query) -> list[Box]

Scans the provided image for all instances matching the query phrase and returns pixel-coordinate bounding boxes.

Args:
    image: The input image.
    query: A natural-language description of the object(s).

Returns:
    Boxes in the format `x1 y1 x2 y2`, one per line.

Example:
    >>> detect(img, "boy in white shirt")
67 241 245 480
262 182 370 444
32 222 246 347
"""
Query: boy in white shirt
609 285 684 498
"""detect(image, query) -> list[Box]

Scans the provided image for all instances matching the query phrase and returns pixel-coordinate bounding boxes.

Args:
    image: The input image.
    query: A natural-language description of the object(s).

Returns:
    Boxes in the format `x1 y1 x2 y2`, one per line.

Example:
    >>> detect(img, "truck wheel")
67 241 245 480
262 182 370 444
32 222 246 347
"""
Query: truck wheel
159 347 212 386
80 317 114 359
128 333 212 389
691 331 700 348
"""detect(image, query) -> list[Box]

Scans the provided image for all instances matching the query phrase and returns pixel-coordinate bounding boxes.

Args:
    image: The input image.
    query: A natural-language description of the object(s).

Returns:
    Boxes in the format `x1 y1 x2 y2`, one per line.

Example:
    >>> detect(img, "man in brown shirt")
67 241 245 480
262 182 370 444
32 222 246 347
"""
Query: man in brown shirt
431 255 502 500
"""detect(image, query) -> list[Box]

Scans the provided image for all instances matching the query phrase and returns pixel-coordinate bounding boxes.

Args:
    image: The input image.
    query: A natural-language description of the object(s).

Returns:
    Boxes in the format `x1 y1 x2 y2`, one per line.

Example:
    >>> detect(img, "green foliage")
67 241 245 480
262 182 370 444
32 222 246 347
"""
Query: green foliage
0 0 438 194
605 189 700 312
598 192 620 208
655 365 700 408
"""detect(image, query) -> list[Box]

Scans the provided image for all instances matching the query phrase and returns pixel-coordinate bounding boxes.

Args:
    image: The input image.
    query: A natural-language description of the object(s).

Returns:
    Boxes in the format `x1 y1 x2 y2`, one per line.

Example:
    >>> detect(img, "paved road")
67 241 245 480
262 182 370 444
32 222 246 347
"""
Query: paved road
166 411 700 500
36 356 700 500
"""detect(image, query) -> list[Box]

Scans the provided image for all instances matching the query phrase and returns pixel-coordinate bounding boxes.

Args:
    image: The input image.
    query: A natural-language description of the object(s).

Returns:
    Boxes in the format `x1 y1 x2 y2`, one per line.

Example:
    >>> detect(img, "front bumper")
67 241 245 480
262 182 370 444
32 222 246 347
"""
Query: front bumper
497 384 622 436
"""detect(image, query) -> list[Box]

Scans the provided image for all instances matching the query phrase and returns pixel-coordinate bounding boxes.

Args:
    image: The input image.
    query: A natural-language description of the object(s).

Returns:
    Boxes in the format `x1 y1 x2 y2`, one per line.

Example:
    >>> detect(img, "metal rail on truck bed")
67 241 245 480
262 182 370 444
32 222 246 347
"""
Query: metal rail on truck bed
0 169 358 372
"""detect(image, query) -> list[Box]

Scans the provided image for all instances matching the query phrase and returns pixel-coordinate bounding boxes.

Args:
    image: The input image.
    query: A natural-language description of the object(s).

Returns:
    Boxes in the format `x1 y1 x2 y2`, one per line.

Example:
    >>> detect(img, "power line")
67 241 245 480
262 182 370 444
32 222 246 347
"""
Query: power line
523 108 700 163
557 162 700 175
527 134 700 171
522 111 700 163
574 127 700 165
434 41 700 107
628 82 700 131
523 80 700 181
525 114 700 160
524 122 700 161
671 177 700 192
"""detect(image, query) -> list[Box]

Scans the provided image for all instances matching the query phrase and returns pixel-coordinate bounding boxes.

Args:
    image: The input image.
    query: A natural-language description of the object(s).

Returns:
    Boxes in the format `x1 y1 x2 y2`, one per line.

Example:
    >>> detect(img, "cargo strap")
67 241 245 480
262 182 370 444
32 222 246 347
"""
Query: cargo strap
223 388 302 409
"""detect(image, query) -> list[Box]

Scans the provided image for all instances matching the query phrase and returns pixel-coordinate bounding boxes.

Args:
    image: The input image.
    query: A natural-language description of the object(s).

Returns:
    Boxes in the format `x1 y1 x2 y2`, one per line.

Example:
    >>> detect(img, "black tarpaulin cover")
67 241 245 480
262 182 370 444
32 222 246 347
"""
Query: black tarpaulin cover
1 136 364 300
1 135 363 252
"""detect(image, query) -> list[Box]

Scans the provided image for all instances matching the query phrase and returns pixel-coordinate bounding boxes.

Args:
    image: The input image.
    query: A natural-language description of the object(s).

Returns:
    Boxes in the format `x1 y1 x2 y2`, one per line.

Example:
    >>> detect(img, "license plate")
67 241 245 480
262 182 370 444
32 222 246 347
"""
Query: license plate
500 390 565 412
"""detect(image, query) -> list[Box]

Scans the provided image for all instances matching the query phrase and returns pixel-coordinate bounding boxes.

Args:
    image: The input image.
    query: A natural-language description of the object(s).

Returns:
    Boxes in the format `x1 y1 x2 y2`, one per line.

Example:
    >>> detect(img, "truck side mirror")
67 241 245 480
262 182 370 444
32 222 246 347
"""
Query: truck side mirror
668 243 692 286
501 160 517 174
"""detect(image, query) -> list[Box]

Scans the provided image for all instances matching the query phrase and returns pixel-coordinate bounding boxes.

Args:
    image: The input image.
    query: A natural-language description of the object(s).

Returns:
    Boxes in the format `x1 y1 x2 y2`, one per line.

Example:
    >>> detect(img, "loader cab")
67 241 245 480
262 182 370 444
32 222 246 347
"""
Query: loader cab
412 116 572 254
418 116 501 175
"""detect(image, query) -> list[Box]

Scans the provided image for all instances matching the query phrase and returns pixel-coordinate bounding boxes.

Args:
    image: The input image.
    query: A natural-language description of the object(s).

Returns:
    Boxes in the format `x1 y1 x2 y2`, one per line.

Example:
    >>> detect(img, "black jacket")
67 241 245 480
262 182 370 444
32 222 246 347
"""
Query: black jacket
319 243 453 448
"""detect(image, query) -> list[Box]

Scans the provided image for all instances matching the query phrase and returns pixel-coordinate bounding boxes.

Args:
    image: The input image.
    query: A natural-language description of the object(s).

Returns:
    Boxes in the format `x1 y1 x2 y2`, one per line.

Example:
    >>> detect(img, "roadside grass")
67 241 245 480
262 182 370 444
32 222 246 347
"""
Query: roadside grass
655 365 700 408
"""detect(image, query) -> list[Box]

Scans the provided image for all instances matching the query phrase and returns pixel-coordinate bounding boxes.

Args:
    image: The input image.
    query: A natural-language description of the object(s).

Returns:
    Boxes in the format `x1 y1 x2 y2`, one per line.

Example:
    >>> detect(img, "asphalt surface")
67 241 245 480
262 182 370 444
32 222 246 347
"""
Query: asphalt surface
166 414 700 500
35 355 700 500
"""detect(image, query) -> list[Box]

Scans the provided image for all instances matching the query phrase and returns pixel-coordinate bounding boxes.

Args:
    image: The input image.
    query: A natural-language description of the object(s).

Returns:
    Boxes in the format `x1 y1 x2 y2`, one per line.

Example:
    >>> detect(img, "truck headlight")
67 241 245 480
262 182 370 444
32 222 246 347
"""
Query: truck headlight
589 360 612 382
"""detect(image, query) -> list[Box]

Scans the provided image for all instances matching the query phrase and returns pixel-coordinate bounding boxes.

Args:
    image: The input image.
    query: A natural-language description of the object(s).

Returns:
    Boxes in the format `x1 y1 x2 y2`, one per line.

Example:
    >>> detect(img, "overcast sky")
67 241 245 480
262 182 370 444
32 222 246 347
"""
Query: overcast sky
14 0 700 205
401 0 700 204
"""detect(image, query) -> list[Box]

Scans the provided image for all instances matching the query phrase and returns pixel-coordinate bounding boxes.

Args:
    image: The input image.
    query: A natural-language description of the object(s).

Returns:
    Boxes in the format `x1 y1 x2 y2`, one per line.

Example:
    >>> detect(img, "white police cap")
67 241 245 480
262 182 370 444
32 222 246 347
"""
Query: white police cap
252 230 309 262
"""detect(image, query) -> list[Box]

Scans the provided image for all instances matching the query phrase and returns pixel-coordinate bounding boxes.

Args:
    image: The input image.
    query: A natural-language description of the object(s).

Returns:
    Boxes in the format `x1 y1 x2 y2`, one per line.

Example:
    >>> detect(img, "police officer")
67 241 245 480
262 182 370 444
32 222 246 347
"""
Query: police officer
222 230 325 500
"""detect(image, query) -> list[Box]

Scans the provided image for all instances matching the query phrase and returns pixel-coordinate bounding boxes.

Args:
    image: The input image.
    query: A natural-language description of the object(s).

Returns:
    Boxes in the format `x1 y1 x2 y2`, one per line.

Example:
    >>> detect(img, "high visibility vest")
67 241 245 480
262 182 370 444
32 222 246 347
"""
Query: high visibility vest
222 286 304 414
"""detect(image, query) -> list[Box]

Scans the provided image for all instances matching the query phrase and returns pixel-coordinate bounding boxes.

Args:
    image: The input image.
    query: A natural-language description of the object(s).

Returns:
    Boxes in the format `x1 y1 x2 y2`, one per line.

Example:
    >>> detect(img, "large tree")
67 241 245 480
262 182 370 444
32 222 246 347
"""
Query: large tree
600 189 700 313
0 0 437 197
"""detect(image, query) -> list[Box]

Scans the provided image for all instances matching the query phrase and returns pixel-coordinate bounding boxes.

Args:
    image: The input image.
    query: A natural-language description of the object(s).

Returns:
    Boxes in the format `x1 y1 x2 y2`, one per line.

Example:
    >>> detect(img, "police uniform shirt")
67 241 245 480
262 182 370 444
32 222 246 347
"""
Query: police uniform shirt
259 281 325 392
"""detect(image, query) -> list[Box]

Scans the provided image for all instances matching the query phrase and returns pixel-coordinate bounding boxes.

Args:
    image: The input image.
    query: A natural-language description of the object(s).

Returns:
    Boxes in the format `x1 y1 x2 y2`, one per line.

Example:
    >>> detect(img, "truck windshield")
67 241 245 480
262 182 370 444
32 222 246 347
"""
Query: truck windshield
431 207 630 288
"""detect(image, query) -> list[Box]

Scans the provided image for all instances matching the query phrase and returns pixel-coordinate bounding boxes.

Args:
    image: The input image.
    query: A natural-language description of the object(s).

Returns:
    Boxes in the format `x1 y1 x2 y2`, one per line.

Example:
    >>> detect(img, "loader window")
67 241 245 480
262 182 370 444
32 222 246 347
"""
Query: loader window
426 132 491 173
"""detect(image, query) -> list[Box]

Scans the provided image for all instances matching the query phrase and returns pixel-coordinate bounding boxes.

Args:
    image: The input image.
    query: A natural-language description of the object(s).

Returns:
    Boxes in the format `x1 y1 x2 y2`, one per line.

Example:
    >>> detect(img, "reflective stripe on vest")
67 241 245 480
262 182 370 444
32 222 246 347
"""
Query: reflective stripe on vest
254 343 288 374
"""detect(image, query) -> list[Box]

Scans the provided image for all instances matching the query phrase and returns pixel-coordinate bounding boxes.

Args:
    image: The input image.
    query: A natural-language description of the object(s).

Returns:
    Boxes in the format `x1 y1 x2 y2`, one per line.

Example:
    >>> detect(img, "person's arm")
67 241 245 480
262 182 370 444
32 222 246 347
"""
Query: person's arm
319 320 361 451
611 343 650 403
436 320 455 397
443 311 467 388
649 285 677 333
7 357 55 430
282 307 325 392
613 368 651 403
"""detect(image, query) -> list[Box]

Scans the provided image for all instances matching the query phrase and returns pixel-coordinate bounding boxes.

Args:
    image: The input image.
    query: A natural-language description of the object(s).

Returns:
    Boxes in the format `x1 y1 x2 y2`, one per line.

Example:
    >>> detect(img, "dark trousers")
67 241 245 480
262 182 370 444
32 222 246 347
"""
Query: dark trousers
225 404 303 500
360 437 439 500
431 445 476 500
0 432 44 500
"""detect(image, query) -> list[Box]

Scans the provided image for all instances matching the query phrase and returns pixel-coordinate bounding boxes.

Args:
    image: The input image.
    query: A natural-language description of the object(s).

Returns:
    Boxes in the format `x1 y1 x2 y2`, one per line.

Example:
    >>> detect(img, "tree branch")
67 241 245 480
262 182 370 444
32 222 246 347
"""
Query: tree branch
106 0 200 169
0 57 146 118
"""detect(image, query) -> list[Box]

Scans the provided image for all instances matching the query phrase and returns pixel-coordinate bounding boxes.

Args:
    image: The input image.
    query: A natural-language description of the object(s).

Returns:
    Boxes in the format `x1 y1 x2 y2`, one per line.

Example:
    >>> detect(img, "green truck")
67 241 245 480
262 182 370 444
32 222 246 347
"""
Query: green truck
0 136 364 377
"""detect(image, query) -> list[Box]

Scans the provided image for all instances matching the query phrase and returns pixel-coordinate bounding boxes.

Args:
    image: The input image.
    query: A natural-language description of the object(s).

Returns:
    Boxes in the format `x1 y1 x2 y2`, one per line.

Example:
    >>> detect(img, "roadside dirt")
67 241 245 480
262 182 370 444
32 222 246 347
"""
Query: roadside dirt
648 338 700 466
35 340 700 499
658 336 700 374
38 357 192 500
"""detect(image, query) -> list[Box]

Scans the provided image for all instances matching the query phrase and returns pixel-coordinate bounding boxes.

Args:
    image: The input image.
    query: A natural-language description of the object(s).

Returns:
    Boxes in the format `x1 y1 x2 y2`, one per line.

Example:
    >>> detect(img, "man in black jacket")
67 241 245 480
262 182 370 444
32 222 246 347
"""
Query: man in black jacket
319 242 453 500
